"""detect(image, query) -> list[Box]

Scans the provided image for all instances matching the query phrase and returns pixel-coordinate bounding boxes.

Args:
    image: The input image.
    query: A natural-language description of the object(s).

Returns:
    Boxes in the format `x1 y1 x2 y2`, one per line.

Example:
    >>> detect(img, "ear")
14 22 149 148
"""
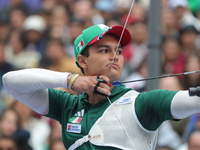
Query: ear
77 54 88 69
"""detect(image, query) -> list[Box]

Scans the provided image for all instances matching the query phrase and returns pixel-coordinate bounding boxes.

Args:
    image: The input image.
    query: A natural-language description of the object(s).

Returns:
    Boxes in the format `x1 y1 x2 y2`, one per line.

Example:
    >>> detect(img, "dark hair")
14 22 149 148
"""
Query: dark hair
47 38 65 47
76 45 90 74
81 46 90 57
76 33 119 74
6 29 28 48
0 134 19 150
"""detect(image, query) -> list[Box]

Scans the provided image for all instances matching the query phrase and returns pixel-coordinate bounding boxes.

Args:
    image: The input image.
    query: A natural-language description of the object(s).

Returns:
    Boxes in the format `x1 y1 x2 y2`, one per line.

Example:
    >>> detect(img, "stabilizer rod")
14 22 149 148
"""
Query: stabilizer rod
189 86 200 97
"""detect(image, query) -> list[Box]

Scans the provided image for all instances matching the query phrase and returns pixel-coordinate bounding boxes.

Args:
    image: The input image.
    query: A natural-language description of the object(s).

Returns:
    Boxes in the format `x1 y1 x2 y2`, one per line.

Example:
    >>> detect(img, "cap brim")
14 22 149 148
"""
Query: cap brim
88 25 131 47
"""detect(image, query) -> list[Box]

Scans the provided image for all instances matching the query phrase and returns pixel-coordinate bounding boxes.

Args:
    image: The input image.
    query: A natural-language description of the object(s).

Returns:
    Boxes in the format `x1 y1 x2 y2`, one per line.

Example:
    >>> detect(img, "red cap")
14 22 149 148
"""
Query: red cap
88 25 131 47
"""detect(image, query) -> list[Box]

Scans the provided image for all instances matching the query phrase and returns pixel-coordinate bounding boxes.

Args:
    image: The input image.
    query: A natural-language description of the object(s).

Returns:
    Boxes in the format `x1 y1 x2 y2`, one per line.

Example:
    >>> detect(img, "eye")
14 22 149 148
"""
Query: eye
116 49 123 55
100 49 108 53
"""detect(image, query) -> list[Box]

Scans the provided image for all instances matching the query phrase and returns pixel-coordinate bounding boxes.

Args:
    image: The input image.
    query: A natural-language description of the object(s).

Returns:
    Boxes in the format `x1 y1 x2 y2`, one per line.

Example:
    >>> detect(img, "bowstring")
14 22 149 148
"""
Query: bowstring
109 0 135 69
106 0 136 149
107 97 136 150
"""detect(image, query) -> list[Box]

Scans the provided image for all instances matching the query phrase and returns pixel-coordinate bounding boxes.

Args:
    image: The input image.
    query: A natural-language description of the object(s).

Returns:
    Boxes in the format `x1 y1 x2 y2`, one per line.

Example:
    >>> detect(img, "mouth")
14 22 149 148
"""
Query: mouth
106 63 120 69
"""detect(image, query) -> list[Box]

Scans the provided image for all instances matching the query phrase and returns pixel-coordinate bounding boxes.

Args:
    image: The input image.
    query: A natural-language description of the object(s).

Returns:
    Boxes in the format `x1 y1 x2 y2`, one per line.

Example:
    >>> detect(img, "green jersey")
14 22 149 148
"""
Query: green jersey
45 85 178 149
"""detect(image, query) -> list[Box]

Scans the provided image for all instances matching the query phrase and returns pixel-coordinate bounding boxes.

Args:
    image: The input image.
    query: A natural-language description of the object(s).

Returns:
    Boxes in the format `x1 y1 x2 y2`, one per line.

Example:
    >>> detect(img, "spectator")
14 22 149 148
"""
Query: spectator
157 76 183 150
179 25 199 56
64 20 84 57
159 76 183 91
161 8 179 38
50 5 69 30
115 0 134 16
0 134 19 150
70 0 101 25
94 0 115 25
43 38 81 74
188 130 200 150
0 108 32 150
178 129 200 150
0 0 28 25
123 58 147 92
168 0 200 32
9 8 27 31
183 114 200 143
48 120 65 150
47 4 75 57
0 42 15 95
4 29 41 69
23 15 48 54
131 2 147 22
22 0 42 15
181 52 200 90
158 146 174 150
48 120 62 143
11 100 50 150
161 37 187 76
49 138 65 150
122 21 148 79
0 21 10 42
0 108 20 137
40 0 57 14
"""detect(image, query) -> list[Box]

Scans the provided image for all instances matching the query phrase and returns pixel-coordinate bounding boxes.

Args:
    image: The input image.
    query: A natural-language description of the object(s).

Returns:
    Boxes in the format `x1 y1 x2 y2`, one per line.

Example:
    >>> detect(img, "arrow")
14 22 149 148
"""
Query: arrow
107 70 200 86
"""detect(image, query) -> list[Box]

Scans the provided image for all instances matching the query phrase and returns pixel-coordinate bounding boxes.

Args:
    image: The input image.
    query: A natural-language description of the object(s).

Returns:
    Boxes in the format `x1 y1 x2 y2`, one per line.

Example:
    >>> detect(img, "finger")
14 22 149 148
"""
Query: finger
99 82 110 90
93 81 111 96
95 85 111 96
99 75 110 84
96 75 110 85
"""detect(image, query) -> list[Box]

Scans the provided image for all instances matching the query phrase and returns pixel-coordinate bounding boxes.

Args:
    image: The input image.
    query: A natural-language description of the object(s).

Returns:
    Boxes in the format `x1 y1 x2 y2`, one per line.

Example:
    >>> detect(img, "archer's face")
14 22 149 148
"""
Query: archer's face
80 34 124 82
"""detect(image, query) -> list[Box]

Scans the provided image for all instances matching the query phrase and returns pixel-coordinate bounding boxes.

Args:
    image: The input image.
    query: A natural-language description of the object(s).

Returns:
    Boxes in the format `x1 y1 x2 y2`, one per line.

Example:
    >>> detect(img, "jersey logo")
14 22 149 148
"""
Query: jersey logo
68 109 84 124
74 109 84 117
67 123 81 133
116 97 133 105
69 117 83 124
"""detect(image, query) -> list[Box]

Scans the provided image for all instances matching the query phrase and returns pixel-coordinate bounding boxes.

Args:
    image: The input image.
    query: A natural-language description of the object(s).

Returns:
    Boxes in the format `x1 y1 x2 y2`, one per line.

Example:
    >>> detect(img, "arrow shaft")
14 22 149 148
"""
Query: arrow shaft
112 70 200 86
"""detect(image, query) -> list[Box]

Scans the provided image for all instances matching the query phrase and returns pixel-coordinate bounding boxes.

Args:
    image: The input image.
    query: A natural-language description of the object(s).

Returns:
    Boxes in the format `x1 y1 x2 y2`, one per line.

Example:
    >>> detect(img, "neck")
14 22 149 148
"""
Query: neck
88 86 114 105
88 94 106 105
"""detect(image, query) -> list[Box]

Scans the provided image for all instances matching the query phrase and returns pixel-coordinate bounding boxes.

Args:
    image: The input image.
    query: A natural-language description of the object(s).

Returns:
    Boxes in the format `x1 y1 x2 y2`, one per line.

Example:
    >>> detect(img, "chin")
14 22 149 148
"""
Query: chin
107 72 121 82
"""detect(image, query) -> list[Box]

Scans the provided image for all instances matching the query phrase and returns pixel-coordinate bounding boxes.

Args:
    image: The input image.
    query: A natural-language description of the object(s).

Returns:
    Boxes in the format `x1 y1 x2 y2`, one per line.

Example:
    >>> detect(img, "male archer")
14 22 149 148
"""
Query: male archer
3 24 200 150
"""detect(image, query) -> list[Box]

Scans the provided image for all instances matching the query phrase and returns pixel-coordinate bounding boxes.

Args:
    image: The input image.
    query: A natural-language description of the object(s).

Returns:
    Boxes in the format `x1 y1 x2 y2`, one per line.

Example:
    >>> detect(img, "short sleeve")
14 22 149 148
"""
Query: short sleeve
135 89 178 131
45 88 76 122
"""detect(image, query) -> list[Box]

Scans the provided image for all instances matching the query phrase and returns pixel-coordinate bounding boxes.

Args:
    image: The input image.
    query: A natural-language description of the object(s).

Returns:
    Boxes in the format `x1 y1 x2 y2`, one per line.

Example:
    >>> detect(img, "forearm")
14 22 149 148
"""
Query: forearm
2 68 70 114
171 91 200 119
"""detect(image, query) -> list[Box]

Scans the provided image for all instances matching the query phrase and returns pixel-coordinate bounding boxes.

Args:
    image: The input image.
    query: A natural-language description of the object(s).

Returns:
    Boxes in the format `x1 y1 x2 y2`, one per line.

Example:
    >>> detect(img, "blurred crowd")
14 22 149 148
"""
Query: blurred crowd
0 0 200 150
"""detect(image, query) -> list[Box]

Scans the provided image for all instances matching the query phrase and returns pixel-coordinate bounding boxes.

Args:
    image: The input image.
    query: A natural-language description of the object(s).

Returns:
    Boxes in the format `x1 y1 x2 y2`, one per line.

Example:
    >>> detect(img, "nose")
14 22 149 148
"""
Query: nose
109 50 119 62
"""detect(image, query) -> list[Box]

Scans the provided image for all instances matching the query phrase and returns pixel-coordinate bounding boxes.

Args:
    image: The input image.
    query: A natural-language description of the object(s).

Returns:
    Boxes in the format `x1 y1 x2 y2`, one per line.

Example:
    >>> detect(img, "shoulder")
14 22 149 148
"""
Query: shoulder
134 89 178 130
135 89 178 114
48 88 81 104
46 89 84 121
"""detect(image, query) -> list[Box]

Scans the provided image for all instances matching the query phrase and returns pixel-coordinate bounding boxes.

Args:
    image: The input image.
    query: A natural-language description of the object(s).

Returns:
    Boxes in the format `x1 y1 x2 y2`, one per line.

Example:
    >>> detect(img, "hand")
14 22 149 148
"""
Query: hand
72 75 111 99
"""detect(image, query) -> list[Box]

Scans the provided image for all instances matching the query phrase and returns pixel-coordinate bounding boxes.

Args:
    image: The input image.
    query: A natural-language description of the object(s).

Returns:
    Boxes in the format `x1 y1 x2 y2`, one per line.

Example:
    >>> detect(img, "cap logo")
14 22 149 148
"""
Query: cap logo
97 27 111 41
97 24 109 30
97 34 103 41
77 40 85 53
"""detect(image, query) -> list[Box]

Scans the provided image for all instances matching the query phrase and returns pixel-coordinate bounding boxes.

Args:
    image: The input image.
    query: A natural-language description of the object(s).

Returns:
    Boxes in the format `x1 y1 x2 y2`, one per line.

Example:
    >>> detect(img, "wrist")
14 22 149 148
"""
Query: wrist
68 74 79 90
67 74 73 87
